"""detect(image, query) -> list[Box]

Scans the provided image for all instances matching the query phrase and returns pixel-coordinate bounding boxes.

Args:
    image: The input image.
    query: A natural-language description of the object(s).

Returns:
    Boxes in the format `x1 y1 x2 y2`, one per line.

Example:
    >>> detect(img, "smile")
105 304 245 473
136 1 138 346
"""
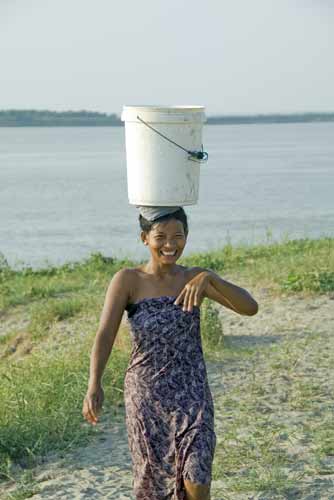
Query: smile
160 250 177 256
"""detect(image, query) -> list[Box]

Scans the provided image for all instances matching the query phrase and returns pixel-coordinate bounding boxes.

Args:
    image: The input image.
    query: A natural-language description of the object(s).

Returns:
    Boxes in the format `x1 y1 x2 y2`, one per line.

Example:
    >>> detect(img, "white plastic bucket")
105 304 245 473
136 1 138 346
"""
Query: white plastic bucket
121 105 207 206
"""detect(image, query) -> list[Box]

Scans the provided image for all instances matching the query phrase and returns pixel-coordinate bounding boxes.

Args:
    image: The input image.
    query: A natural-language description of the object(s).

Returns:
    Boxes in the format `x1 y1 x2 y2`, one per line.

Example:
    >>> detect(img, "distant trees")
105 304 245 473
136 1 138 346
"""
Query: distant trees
0 110 122 126
206 112 334 125
0 110 333 127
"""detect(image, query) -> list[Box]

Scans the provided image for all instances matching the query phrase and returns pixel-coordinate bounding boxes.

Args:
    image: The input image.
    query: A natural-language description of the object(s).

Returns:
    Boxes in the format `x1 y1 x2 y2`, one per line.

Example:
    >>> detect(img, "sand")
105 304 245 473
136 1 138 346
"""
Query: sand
2 289 333 499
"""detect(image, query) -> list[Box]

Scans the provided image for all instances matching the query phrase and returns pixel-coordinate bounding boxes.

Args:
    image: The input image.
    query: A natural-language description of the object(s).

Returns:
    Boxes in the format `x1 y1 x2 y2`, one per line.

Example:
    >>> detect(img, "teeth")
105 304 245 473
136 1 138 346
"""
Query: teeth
161 251 176 256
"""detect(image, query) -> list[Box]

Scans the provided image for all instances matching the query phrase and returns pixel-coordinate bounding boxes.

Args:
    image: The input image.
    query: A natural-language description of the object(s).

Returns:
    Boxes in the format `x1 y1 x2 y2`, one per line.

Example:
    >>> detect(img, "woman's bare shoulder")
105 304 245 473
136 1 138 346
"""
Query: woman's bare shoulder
108 267 139 294
111 266 138 279
183 265 208 278
112 266 146 302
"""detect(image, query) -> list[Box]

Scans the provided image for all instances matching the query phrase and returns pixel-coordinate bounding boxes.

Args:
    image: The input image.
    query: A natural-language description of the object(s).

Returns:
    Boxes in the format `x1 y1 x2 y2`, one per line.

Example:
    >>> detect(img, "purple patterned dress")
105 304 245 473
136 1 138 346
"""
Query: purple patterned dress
124 295 216 500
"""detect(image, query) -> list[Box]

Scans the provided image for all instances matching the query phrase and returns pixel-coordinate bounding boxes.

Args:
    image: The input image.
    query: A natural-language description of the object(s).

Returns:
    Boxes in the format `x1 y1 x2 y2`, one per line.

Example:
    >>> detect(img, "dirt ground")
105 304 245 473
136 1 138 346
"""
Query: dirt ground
2 289 333 499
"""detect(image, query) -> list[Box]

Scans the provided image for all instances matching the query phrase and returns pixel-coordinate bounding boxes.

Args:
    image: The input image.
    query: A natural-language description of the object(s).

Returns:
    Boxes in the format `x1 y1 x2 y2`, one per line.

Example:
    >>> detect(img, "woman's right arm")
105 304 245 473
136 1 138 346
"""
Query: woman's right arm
82 268 133 425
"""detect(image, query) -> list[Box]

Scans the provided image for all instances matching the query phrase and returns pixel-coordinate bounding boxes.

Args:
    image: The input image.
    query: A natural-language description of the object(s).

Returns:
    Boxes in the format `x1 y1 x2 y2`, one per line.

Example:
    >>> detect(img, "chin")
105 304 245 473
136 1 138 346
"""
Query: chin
160 254 179 262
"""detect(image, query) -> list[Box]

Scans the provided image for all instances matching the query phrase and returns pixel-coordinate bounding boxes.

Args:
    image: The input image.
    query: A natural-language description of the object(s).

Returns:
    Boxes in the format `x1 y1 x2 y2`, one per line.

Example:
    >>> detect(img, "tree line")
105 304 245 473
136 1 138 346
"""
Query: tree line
0 109 333 126
0 110 121 126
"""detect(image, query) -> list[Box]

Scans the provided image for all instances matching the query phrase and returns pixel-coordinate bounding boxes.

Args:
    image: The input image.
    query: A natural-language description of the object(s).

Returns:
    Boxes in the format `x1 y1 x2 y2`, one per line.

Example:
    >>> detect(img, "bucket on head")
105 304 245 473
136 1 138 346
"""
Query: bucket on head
121 105 207 206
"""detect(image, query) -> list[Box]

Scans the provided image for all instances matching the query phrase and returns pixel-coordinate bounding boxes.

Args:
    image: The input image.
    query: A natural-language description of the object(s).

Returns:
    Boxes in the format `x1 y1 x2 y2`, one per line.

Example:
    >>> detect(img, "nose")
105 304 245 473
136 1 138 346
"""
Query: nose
163 239 176 248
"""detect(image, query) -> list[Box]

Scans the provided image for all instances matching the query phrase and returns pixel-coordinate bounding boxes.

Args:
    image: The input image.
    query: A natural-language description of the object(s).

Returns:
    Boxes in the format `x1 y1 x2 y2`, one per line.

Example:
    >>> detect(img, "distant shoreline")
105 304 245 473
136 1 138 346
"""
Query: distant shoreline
1 110 334 127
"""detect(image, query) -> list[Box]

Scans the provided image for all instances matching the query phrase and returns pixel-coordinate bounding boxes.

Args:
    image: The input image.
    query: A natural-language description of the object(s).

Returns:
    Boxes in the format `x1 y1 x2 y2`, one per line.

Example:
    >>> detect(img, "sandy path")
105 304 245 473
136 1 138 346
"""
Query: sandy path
212 290 334 500
2 290 333 499
26 413 134 499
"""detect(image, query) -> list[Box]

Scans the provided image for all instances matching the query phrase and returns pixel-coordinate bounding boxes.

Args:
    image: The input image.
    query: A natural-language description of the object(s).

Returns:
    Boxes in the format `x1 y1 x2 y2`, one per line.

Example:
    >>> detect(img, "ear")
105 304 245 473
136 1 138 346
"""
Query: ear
141 231 148 245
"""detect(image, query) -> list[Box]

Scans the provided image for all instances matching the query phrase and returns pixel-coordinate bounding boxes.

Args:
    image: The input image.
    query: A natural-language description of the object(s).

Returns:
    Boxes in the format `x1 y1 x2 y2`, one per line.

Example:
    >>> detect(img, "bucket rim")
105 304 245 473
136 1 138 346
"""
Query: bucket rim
122 104 205 112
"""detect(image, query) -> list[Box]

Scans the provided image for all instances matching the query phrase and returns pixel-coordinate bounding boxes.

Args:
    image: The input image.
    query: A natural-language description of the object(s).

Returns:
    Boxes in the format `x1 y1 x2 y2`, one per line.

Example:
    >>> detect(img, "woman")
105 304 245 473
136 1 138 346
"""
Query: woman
82 207 258 500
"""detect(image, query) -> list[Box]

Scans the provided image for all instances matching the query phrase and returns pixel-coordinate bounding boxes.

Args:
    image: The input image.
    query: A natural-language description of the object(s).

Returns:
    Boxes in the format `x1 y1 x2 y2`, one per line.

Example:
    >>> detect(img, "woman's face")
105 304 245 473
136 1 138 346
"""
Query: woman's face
141 219 187 264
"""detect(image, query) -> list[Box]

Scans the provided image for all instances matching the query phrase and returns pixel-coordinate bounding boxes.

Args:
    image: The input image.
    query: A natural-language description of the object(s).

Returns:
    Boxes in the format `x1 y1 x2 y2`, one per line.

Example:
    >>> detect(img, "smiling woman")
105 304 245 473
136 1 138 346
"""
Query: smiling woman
139 207 188 265
82 207 258 500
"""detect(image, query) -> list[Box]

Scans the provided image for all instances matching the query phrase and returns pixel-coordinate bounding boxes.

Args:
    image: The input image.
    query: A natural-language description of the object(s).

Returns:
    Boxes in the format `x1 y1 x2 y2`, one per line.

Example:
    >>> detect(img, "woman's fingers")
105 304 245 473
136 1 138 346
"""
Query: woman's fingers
194 289 200 307
82 386 105 426
183 286 197 312
84 401 97 425
83 396 99 425
182 286 191 311
175 285 203 312
82 403 93 424
174 288 186 306
186 287 196 312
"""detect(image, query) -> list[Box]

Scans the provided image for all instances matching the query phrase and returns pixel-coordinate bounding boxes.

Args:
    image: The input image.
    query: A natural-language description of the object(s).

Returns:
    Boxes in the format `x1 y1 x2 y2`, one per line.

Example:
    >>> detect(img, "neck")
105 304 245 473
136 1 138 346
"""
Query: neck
144 260 179 279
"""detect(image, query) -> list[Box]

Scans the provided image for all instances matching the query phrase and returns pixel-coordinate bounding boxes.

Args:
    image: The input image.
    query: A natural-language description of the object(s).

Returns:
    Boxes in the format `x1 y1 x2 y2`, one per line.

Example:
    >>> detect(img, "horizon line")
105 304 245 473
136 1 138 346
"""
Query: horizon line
1 108 334 117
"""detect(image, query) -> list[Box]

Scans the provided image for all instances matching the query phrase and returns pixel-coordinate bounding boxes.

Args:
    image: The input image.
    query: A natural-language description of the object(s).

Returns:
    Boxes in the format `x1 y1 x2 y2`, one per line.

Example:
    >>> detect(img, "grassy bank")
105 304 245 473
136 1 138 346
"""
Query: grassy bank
0 237 333 495
211 322 334 498
1 237 333 313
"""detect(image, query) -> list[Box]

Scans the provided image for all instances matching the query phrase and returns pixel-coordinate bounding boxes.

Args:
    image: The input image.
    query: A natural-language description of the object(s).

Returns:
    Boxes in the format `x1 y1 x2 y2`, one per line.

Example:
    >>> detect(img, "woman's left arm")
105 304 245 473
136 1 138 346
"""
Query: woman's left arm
175 268 258 316
204 270 258 315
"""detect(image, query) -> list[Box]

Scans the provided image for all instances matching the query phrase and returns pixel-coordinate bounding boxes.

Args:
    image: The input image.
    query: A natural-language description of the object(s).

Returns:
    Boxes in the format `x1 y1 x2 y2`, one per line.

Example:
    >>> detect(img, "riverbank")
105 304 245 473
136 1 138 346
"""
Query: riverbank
1 237 333 498
1 110 334 127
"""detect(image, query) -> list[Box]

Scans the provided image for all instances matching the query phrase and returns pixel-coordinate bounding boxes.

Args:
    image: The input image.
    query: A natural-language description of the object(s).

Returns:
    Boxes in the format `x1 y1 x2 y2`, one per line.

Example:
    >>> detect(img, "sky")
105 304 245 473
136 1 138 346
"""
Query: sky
0 0 333 116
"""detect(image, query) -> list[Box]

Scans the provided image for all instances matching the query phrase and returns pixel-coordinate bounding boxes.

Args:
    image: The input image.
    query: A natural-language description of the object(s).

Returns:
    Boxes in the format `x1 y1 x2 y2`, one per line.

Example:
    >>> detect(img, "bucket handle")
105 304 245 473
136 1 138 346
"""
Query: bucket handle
136 115 209 163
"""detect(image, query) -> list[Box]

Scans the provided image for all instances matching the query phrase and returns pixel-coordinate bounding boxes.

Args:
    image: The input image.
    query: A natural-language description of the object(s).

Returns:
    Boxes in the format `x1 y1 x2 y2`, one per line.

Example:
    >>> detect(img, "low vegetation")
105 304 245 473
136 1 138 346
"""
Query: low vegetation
211 326 334 498
0 237 333 497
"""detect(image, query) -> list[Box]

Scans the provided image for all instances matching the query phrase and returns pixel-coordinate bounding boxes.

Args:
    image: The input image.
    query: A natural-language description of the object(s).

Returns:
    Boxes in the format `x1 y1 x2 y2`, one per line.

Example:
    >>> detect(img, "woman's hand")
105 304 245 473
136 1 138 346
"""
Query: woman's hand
174 271 211 312
82 385 104 426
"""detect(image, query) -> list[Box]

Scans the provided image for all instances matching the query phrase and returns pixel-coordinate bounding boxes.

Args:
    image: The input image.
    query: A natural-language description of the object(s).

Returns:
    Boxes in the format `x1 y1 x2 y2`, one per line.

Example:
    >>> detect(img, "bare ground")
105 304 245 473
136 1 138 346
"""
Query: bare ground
2 289 333 499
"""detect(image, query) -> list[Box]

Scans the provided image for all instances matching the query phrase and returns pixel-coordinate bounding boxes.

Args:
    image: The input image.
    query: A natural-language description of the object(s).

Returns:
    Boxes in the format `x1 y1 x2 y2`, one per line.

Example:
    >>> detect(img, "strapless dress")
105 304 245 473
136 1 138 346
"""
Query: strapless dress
124 295 216 500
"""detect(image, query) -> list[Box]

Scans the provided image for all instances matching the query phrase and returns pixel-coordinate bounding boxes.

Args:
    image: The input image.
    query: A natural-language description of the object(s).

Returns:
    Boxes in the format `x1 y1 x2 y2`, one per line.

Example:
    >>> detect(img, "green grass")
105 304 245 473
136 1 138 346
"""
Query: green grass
182 236 334 293
281 269 334 292
2 471 39 499
1 238 334 314
200 298 224 355
0 333 129 482
211 328 334 497
0 298 222 482
1 237 333 496
0 252 133 311
27 296 88 340
0 331 17 346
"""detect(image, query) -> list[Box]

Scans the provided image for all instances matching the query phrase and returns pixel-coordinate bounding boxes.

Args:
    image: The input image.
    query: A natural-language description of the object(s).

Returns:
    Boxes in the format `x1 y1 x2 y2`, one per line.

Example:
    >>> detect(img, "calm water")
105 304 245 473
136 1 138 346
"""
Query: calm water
0 123 333 269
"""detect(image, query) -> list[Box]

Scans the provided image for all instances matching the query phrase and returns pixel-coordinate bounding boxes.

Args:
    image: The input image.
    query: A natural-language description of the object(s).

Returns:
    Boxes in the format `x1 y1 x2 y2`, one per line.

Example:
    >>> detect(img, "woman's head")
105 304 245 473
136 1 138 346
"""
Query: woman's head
139 207 188 235
139 208 188 264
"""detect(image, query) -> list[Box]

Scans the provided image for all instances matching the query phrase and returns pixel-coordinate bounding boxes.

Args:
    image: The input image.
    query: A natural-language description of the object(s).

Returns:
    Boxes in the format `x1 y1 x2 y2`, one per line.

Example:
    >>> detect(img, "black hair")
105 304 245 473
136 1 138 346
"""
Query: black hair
139 207 188 235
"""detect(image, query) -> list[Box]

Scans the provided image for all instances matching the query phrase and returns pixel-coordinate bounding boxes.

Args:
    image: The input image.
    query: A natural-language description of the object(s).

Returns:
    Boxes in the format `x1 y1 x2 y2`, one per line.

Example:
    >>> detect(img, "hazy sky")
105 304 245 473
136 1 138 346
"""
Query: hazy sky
1 0 333 115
